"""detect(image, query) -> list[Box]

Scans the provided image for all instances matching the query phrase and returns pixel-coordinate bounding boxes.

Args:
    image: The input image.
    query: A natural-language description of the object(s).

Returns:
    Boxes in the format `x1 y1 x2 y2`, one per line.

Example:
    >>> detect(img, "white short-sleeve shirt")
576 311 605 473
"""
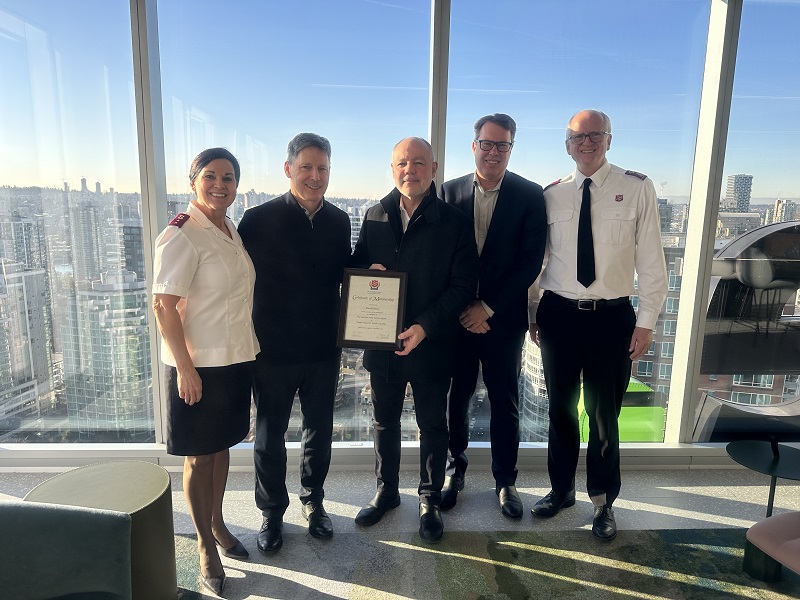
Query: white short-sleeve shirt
152 202 260 367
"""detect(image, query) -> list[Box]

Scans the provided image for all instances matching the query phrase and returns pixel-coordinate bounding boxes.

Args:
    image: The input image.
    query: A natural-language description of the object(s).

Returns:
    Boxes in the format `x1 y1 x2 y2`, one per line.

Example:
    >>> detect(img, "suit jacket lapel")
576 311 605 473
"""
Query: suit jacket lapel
458 176 475 220
482 175 513 256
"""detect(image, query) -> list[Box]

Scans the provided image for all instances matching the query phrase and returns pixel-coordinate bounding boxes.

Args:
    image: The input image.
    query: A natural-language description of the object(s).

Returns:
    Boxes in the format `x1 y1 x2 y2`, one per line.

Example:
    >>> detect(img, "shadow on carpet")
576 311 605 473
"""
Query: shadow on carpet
174 528 799 599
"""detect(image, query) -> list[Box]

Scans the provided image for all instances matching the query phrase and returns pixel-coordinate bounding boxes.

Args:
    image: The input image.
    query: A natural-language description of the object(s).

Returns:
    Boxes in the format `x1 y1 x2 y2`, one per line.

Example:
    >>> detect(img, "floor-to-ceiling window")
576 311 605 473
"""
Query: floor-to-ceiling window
3 0 791 454
0 0 153 442
692 0 800 443
445 0 710 444
156 0 431 444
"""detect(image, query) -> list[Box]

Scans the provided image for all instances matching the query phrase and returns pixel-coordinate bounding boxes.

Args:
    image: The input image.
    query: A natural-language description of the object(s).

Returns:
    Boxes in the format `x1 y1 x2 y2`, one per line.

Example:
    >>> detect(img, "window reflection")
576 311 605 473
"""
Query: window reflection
693 0 800 443
702 223 800 378
157 0 431 444
446 0 708 444
0 1 151 442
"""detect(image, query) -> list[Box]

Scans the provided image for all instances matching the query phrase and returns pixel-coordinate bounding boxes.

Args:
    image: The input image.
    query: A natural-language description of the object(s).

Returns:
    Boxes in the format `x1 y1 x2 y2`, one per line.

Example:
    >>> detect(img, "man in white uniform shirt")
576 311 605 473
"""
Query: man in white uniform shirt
529 109 667 540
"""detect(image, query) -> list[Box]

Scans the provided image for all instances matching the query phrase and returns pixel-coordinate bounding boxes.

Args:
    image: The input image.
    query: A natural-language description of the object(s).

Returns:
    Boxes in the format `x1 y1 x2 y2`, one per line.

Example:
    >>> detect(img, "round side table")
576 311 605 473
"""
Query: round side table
726 439 800 517
25 461 177 600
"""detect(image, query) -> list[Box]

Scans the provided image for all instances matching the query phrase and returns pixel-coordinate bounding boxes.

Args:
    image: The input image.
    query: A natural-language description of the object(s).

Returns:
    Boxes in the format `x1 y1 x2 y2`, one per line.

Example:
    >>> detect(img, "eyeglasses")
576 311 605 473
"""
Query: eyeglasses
476 140 513 153
567 131 610 144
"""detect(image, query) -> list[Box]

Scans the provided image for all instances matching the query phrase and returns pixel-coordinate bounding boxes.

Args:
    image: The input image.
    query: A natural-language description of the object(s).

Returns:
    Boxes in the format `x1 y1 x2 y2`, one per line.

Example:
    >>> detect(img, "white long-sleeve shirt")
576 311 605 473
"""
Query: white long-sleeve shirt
533 160 668 330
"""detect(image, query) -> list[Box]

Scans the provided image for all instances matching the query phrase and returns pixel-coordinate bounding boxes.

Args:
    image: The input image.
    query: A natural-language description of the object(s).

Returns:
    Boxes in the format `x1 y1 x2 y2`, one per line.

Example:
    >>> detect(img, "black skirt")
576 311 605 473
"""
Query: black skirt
164 362 253 456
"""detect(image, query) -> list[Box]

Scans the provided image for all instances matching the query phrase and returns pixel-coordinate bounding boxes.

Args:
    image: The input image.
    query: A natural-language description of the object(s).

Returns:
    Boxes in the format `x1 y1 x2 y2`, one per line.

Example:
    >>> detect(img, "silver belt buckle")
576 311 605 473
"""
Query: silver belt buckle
577 299 596 310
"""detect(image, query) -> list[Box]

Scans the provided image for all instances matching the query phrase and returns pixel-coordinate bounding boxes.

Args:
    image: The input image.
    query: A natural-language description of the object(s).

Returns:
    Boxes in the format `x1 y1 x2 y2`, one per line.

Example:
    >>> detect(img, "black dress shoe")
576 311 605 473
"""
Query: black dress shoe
440 473 465 511
531 489 576 518
302 501 333 539
199 572 226 597
419 503 443 543
496 485 523 519
257 517 283 552
592 504 617 541
214 536 249 560
354 490 401 526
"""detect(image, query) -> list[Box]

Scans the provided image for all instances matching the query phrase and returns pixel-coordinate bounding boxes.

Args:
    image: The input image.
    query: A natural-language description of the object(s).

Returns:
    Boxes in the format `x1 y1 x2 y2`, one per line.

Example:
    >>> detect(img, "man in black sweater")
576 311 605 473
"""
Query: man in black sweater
238 133 351 553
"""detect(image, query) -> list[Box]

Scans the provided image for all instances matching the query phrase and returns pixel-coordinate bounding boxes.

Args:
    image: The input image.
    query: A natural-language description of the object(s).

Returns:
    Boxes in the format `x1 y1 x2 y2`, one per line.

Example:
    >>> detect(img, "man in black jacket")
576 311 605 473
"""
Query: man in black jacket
351 137 478 543
440 114 547 517
238 133 351 553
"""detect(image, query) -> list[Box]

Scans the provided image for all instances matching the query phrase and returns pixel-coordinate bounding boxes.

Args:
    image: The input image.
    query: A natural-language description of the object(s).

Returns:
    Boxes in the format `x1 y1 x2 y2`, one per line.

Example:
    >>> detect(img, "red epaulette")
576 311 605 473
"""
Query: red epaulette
625 170 647 180
543 179 562 191
169 213 190 228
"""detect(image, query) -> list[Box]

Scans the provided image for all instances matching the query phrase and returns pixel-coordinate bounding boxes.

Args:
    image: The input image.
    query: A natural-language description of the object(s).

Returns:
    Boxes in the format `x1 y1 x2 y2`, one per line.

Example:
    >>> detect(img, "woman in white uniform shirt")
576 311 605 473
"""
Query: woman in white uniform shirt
153 148 259 597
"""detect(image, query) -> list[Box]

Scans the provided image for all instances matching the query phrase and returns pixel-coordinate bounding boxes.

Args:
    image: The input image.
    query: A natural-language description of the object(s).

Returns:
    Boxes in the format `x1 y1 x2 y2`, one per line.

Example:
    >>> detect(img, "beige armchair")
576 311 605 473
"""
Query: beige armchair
744 511 800 582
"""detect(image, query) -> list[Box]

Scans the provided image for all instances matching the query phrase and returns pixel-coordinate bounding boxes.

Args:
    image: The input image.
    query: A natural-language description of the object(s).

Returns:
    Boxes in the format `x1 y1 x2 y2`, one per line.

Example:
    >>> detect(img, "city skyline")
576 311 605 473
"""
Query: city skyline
2 0 800 445
1 1 798 200
3 175 795 445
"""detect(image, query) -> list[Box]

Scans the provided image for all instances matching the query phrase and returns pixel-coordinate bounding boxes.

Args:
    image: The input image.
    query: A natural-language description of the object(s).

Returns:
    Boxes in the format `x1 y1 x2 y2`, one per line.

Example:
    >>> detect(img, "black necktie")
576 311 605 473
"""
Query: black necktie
577 178 595 287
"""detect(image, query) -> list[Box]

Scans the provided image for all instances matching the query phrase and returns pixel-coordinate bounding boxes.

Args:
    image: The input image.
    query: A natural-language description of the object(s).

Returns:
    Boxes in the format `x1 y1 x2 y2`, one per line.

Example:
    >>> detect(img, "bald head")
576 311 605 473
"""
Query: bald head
393 137 435 161
565 109 613 177
567 110 612 137
391 137 438 206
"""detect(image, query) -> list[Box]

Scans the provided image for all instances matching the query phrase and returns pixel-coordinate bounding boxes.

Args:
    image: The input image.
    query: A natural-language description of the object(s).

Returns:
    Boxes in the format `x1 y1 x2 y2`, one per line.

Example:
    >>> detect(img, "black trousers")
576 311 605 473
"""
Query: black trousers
537 292 636 506
369 373 450 504
252 353 340 518
446 327 525 487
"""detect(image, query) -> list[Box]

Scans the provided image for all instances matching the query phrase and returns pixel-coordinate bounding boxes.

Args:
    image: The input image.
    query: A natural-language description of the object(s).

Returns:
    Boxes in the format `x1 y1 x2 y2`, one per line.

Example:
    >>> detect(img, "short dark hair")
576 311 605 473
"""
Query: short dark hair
473 113 517 141
189 147 240 184
287 133 331 163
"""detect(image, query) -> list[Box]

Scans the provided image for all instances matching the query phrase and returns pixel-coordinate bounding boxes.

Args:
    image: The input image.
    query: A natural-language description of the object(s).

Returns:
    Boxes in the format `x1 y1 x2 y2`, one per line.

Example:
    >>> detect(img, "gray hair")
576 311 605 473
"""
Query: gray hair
287 133 331 163
566 110 612 139
473 113 517 141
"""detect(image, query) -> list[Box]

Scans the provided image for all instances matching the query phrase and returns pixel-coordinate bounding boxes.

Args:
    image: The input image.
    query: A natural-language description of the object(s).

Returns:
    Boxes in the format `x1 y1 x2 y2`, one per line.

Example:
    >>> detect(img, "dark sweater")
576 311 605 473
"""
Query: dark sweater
238 193 351 364
350 185 478 381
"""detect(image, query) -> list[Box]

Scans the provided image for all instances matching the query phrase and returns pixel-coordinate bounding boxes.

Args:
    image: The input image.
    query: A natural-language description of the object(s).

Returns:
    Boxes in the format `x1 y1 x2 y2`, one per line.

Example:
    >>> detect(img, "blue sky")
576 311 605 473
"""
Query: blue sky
0 0 798 202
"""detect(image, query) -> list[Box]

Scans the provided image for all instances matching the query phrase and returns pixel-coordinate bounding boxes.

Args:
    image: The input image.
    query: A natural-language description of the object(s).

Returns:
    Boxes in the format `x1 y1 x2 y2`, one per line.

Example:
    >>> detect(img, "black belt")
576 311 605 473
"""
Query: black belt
544 291 629 311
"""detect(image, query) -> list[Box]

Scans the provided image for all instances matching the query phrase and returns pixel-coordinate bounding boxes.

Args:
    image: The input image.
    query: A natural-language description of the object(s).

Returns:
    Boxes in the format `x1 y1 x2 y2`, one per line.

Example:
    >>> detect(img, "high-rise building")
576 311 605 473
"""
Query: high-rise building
519 340 548 442
327 197 376 250
772 198 798 223
0 210 57 437
717 212 762 238
0 260 55 428
62 269 153 440
631 244 682 409
670 203 690 234
58 184 154 441
69 198 104 284
657 198 673 234
725 174 754 212
117 220 145 282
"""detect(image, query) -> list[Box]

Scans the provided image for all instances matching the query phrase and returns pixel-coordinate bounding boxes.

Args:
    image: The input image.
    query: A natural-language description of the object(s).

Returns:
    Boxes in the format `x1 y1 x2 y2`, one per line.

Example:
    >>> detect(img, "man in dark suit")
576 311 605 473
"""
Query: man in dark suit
440 114 547 517
238 133 351 553
351 137 478 543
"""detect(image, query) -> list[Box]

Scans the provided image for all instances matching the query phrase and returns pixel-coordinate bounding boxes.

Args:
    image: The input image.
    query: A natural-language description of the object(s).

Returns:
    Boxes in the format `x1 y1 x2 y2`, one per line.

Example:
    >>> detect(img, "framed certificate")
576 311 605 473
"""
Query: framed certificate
337 268 407 351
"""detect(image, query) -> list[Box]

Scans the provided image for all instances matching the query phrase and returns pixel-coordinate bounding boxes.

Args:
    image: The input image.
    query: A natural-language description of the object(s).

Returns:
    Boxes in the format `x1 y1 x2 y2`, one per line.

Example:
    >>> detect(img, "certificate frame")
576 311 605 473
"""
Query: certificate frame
337 268 407 351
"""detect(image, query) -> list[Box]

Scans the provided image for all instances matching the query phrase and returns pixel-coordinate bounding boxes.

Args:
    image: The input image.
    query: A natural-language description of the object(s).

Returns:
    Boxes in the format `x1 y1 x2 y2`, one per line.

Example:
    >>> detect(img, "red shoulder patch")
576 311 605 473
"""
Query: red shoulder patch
625 170 647 180
169 213 190 228
543 179 562 191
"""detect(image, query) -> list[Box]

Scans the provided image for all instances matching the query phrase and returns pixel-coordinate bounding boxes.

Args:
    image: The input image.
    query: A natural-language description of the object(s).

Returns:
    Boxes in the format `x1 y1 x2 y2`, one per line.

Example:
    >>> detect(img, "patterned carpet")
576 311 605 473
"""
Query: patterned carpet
174 528 799 599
